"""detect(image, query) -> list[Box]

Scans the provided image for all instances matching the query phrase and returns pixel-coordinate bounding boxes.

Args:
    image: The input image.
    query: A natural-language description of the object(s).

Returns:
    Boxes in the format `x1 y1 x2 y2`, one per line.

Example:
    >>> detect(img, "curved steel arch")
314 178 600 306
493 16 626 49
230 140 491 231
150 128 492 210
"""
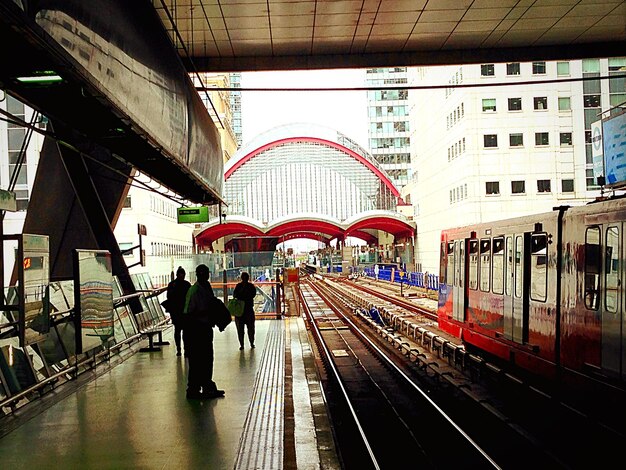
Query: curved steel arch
225 136 400 198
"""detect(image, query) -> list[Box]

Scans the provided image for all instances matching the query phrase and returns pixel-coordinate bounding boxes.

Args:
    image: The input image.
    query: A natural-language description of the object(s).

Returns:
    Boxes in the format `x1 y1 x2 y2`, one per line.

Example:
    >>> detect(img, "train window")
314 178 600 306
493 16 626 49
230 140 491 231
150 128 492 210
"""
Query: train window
605 226 619 313
505 236 513 296
469 239 478 290
492 237 505 294
530 234 548 302
584 226 601 310
446 242 454 285
515 235 523 298
480 239 491 292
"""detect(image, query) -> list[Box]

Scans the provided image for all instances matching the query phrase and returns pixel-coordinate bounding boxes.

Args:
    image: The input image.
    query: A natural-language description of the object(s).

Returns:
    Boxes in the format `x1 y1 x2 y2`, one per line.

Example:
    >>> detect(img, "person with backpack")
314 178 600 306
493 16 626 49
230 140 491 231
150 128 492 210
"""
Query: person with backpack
183 264 228 399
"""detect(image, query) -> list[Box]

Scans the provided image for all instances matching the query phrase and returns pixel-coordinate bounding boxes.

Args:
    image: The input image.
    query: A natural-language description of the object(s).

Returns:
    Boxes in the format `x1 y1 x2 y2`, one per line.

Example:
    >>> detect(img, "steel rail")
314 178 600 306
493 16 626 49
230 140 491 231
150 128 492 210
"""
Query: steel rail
308 279 501 469
298 283 381 470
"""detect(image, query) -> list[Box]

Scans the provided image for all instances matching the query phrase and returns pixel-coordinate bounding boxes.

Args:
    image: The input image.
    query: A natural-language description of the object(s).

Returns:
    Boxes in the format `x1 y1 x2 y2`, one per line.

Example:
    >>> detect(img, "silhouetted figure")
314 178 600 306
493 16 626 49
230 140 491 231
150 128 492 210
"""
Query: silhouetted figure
233 272 257 350
166 266 191 356
184 264 224 399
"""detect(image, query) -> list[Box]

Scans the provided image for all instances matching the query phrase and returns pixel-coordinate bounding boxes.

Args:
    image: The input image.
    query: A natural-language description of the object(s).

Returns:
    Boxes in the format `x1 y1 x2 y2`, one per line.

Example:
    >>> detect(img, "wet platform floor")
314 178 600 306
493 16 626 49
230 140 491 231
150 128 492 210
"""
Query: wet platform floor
0 317 339 469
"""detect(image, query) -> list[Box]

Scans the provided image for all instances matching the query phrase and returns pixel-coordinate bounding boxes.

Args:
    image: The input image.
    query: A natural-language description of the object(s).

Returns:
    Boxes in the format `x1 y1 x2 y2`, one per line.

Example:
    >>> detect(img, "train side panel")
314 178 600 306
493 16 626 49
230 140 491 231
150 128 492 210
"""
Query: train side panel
558 199 626 379
439 212 561 377
440 197 626 382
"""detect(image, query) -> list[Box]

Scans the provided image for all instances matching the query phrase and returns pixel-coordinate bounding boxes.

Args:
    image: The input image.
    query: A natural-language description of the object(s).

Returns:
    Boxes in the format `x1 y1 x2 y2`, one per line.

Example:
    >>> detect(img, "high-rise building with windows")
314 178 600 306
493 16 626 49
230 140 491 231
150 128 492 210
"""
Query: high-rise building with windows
406 58 626 272
366 67 411 189
229 72 243 149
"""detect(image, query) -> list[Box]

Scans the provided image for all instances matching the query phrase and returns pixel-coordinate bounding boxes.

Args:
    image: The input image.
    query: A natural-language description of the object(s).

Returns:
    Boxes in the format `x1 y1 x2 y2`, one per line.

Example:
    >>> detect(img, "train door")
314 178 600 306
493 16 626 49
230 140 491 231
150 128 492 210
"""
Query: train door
503 234 525 342
601 224 622 378
452 239 466 322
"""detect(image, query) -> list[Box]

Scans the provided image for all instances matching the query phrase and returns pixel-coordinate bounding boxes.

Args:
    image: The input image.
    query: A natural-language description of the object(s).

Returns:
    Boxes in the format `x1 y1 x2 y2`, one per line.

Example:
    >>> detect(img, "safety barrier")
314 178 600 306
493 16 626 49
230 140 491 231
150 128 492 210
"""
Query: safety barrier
0 273 169 417
361 267 439 292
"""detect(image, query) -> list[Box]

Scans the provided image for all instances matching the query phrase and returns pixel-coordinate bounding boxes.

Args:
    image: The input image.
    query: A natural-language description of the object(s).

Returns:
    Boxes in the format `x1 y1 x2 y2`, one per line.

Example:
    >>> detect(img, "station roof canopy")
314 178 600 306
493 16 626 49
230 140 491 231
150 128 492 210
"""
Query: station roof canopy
153 0 626 72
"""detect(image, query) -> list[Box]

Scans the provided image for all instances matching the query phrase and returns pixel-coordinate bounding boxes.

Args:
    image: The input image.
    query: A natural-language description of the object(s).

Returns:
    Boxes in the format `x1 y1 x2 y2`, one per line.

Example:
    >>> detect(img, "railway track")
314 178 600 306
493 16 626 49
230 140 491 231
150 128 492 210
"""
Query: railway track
299 279 556 469
303 274 626 469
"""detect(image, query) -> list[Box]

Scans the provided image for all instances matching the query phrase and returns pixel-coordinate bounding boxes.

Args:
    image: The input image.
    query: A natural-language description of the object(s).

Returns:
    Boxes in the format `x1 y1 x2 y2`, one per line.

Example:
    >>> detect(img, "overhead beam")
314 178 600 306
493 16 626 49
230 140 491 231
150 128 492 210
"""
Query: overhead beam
184 41 626 73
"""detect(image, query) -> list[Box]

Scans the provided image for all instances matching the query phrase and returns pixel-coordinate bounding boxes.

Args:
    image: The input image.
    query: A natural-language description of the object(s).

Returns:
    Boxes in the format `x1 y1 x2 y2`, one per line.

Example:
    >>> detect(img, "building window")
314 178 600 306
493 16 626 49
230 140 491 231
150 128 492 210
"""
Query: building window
535 132 549 146
506 63 520 75
537 179 551 193
8 162 28 185
481 64 495 76
509 133 524 147
562 179 574 193
557 61 570 76
511 180 526 194
123 196 132 208
484 134 498 148
534 97 548 110
586 168 598 189
508 97 522 111
486 181 500 195
482 98 496 112
15 189 29 211
119 242 134 257
394 121 408 132
560 132 572 146
584 95 601 107
609 58 626 116
558 97 571 111
532 61 546 74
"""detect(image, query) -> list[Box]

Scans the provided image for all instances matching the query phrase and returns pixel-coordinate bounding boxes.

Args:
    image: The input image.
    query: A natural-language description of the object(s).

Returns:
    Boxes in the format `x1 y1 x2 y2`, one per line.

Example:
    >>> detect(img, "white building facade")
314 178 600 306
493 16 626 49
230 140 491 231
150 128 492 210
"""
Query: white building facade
407 58 626 273
366 67 412 189
115 174 196 289
0 93 43 233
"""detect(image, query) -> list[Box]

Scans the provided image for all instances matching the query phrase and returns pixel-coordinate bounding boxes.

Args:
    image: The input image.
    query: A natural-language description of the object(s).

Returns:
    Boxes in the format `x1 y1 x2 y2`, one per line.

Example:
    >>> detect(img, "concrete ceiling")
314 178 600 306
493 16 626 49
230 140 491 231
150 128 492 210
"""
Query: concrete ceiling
152 0 626 72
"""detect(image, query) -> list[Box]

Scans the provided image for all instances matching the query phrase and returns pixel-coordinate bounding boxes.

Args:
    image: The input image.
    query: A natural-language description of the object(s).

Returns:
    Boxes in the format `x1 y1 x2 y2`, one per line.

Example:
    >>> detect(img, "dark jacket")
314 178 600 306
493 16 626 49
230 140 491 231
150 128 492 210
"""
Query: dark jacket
184 281 231 331
166 278 191 322
233 281 256 316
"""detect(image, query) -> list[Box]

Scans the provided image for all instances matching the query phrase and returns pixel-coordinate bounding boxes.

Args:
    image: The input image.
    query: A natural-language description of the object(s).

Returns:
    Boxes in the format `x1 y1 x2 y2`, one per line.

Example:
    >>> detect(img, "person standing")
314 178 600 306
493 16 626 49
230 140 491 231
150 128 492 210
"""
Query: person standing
184 264 224 399
233 272 257 350
166 267 191 357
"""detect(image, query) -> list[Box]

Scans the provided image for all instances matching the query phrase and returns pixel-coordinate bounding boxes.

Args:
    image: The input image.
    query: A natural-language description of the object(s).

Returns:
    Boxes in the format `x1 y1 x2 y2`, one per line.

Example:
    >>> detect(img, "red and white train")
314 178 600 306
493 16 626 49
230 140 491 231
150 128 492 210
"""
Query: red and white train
438 196 625 383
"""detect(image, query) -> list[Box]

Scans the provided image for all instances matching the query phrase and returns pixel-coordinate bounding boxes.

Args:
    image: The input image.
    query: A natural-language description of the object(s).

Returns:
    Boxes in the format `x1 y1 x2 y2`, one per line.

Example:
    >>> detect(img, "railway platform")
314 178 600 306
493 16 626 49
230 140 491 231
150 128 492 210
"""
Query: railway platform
0 315 340 469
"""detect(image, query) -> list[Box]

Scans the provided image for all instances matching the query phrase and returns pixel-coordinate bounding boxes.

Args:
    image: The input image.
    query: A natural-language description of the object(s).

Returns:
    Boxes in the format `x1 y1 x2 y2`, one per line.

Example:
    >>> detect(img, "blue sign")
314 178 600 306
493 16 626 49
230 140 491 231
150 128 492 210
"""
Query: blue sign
604 112 626 186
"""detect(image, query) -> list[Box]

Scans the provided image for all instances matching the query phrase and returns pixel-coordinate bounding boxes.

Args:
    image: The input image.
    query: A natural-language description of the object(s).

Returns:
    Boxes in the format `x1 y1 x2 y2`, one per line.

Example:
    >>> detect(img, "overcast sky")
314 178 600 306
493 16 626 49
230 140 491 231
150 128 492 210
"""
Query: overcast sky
240 68 369 149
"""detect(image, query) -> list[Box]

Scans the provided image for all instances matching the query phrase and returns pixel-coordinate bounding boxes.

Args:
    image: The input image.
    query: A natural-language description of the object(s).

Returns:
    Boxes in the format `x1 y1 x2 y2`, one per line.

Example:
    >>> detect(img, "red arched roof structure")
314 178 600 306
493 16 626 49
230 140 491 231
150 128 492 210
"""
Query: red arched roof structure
195 213 414 247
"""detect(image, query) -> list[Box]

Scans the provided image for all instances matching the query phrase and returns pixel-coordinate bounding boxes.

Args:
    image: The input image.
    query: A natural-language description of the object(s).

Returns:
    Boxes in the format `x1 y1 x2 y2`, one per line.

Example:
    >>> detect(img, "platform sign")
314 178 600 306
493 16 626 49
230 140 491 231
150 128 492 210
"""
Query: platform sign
0 189 17 212
20 234 51 346
73 250 114 354
177 206 209 224
591 120 604 184
603 111 626 187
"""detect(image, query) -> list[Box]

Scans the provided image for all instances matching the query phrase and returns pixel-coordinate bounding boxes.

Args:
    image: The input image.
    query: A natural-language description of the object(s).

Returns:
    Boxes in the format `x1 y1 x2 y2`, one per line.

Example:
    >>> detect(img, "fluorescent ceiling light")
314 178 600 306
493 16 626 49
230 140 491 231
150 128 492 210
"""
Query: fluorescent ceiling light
16 72 63 84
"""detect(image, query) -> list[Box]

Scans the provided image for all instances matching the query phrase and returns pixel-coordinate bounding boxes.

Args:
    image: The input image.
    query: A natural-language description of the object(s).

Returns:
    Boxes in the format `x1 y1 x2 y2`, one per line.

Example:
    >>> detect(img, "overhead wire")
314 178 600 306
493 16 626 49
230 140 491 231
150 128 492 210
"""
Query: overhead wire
197 73 626 92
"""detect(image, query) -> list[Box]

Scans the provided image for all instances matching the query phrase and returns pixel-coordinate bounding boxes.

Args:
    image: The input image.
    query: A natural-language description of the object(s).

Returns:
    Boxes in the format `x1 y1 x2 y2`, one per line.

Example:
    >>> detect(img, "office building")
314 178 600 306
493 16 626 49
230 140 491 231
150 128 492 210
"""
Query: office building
366 67 412 189
406 58 626 272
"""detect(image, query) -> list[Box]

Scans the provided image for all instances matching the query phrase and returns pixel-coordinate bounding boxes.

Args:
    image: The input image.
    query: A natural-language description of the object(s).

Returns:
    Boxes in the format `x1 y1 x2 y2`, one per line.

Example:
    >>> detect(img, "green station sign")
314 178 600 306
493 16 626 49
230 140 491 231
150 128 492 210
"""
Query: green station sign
177 206 209 224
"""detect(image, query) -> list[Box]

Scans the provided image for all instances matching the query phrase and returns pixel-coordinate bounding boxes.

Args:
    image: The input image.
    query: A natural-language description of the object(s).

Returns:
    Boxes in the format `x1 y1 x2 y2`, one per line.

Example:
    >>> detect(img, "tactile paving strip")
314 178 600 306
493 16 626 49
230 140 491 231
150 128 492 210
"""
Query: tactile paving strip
234 320 285 470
